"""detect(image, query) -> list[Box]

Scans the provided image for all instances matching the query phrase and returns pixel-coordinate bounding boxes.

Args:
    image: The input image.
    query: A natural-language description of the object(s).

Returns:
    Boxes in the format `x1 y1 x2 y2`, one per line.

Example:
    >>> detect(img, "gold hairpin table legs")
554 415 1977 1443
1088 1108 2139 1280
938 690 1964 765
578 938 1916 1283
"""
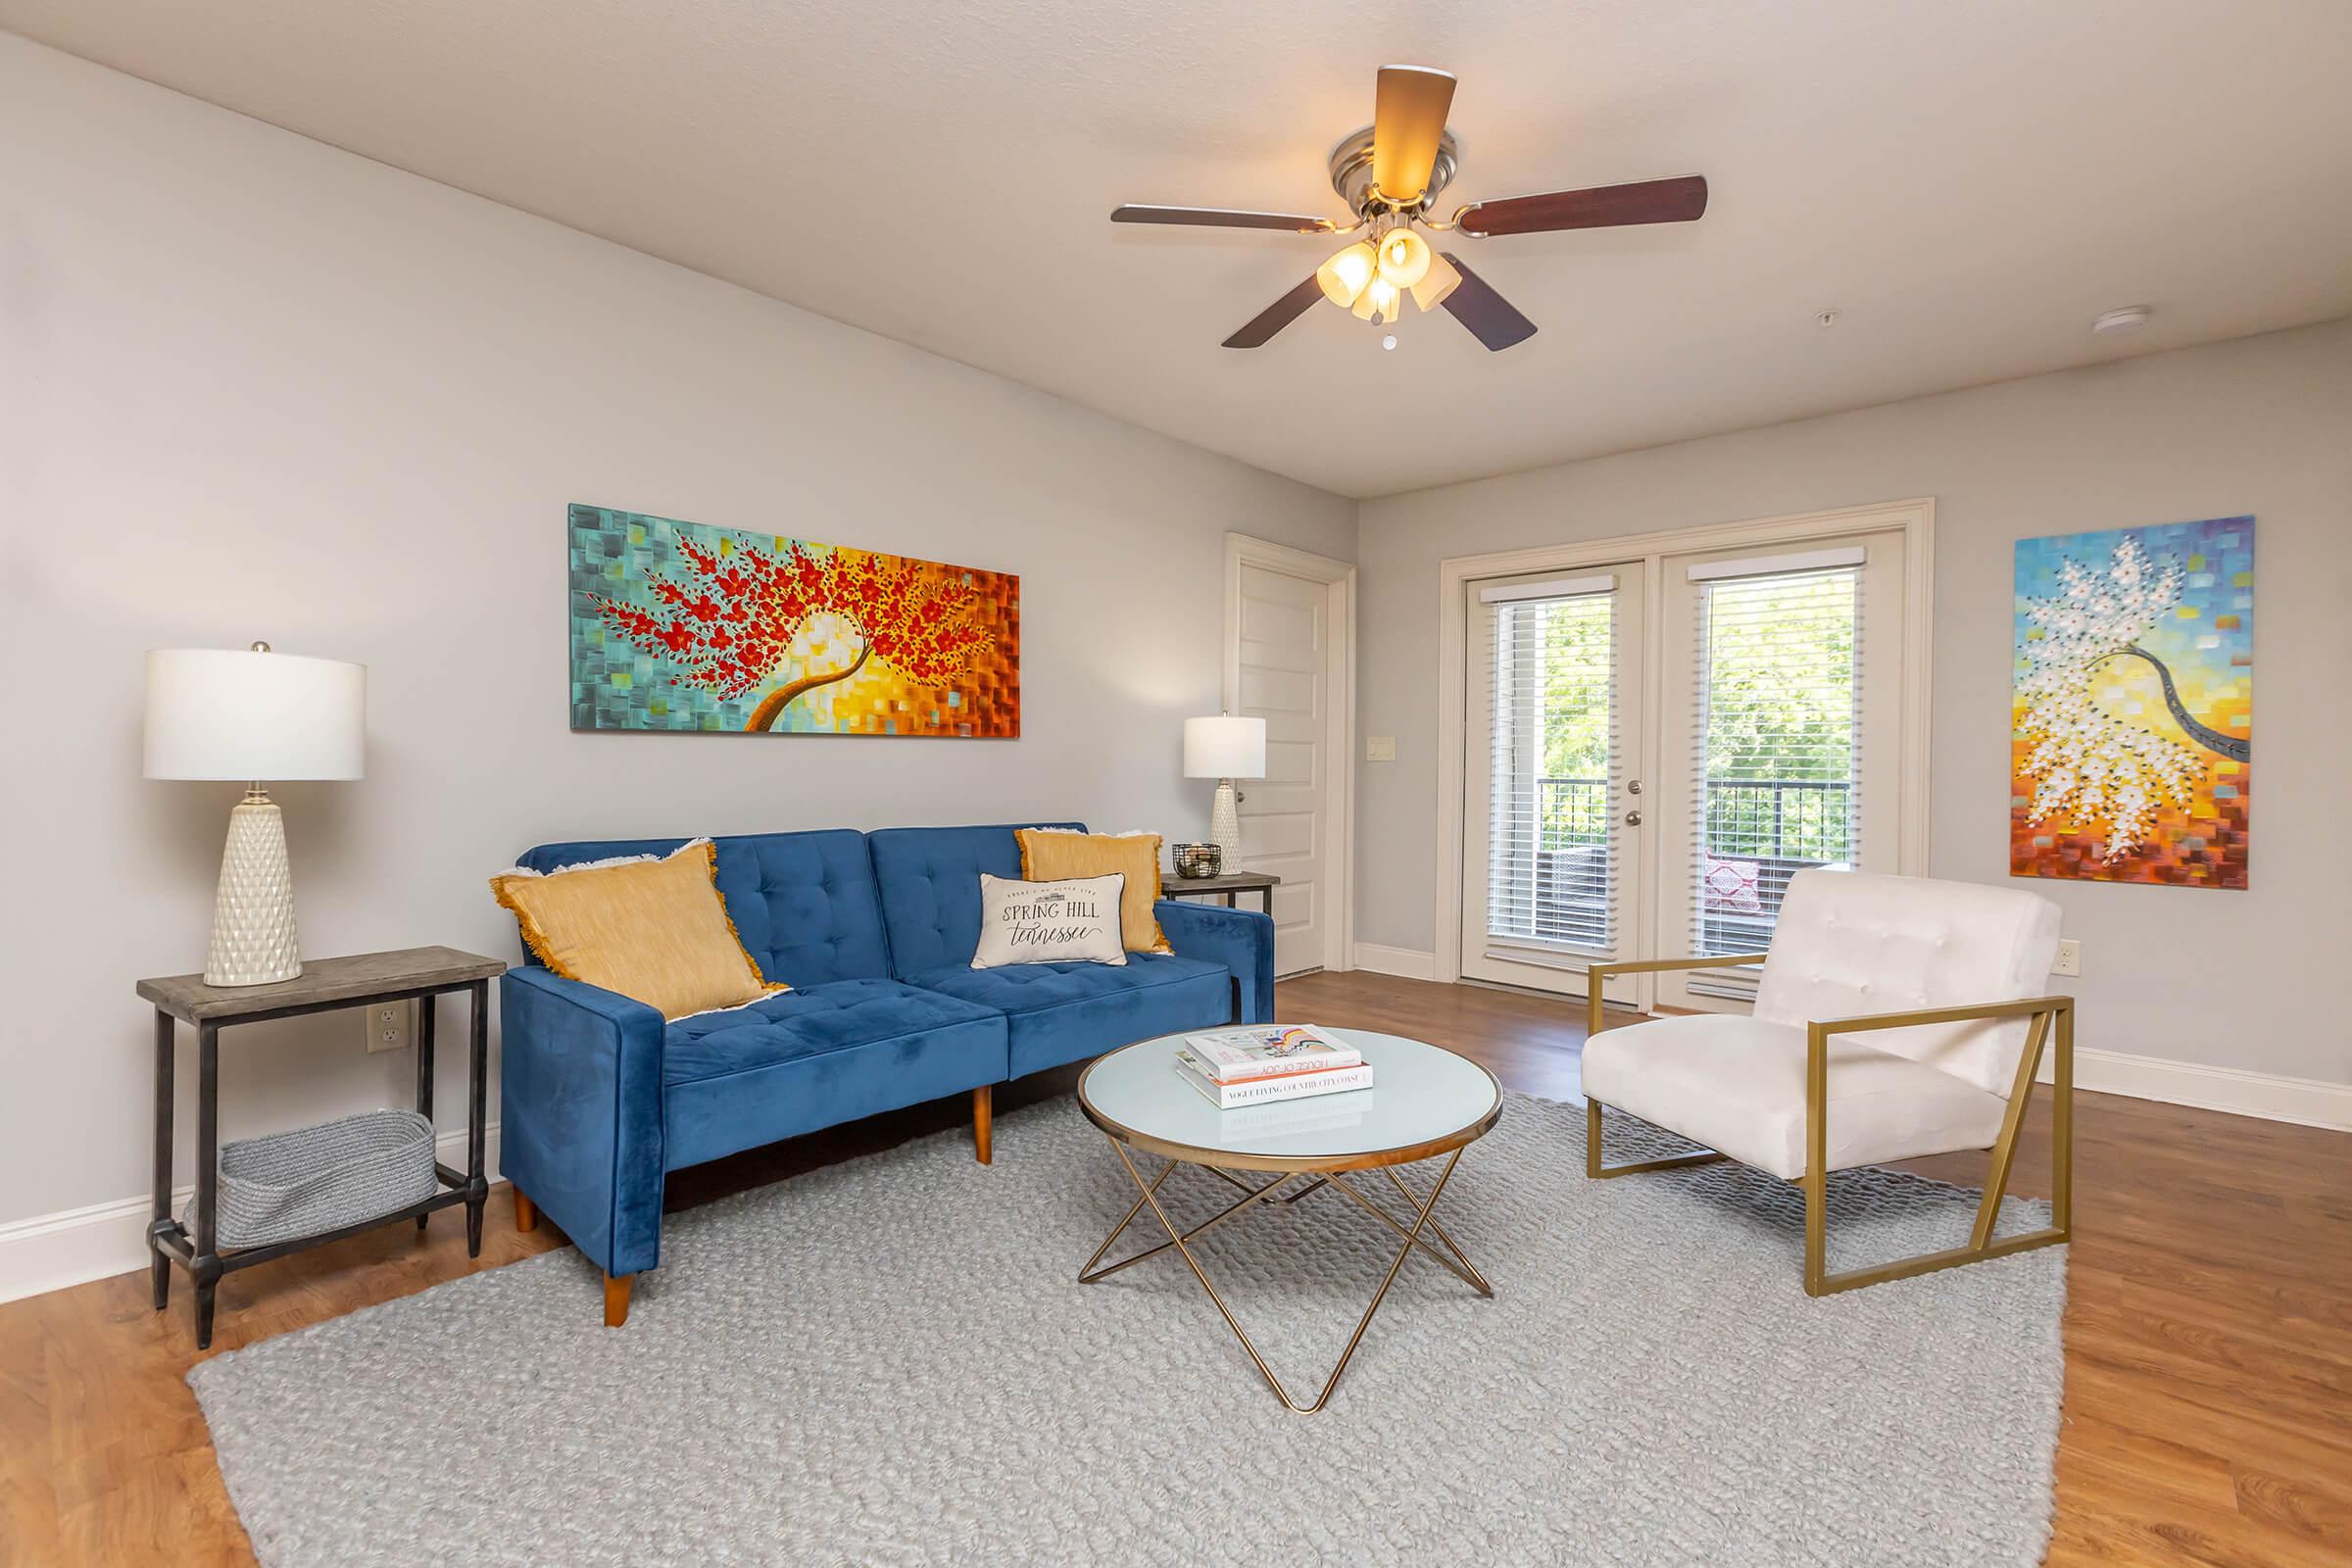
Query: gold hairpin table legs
1077 1142 1488 1413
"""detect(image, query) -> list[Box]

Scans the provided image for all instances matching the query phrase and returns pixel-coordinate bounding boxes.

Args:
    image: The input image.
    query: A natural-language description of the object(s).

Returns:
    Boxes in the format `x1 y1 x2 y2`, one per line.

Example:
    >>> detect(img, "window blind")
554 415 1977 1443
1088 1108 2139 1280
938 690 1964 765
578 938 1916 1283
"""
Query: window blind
1688 564 1863 995
1480 580 1620 957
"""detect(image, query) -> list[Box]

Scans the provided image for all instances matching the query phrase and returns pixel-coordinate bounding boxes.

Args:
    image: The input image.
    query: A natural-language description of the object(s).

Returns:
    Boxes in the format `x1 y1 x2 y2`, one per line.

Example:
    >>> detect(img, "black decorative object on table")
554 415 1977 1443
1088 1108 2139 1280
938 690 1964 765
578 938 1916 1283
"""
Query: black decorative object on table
136 947 507 1349
1171 842 1222 879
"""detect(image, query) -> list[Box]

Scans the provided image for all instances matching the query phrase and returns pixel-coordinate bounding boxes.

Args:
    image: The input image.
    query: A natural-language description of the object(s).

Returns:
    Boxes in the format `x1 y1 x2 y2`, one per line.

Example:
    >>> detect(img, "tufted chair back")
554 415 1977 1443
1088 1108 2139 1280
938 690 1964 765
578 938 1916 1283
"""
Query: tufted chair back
1751 869 2062 1096
512 830 894 988
866 822 1087 977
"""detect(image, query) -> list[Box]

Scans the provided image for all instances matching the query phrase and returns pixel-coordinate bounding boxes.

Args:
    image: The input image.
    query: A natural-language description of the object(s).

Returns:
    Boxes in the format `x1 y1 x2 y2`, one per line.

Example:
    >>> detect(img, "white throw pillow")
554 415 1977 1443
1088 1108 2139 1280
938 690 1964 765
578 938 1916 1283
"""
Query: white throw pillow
971 873 1129 969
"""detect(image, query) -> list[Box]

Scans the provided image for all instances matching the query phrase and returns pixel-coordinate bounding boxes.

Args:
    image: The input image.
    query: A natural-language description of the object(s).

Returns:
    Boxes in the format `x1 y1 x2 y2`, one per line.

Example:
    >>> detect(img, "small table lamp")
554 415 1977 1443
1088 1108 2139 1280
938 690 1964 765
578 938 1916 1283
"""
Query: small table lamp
144 643 366 986
1183 714 1266 867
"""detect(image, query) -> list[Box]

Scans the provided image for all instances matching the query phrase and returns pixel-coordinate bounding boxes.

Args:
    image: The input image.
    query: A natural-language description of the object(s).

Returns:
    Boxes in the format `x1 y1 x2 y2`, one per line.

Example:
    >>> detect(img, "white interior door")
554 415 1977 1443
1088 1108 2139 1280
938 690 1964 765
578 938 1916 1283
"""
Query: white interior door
1234 559 1339 976
1460 564 1648 1003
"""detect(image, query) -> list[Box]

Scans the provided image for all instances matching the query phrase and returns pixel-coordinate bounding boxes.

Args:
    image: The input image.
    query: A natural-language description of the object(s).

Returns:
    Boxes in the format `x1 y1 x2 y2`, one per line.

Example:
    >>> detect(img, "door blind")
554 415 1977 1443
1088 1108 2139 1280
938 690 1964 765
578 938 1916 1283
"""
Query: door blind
1687 563 1863 991
1480 581 1620 956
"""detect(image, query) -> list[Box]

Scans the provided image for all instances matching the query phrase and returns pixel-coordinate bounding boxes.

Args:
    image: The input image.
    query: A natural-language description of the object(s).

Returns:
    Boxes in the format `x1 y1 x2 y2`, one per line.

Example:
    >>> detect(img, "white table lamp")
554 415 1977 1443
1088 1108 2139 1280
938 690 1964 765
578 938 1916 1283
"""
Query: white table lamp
1182 714 1265 866
144 644 367 986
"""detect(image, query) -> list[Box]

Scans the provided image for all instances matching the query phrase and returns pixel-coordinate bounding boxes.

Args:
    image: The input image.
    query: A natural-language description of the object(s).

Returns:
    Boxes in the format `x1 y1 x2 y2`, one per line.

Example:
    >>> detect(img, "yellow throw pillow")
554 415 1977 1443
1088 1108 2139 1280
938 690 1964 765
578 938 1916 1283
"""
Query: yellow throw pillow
1016 829 1171 955
490 839 786 1021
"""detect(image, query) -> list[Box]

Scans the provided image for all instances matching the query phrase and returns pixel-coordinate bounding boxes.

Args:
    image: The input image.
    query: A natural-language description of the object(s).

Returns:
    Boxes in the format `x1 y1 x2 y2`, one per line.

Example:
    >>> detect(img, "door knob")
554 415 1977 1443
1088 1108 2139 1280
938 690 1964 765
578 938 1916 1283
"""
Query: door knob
1624 809 1643 826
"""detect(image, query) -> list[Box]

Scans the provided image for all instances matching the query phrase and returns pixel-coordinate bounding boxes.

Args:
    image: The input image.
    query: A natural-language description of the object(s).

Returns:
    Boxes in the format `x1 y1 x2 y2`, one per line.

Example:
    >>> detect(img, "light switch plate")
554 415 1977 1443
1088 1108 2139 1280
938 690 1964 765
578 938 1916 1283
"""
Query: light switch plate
1365 735 1397 761
365 999 415 1054
2052 939 2082 978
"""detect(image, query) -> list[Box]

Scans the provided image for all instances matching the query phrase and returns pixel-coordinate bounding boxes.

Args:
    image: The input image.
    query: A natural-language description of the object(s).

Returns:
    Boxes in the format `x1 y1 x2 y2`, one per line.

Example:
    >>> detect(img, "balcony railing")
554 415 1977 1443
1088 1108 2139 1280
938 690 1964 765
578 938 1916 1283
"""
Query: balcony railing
1497 777 1854 953
1537 776 1853 860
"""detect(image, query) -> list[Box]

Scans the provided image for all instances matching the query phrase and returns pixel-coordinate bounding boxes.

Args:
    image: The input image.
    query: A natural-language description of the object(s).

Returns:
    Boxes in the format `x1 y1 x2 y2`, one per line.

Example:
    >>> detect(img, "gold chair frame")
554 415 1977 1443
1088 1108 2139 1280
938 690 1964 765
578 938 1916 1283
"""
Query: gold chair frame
1583 955 2075 1297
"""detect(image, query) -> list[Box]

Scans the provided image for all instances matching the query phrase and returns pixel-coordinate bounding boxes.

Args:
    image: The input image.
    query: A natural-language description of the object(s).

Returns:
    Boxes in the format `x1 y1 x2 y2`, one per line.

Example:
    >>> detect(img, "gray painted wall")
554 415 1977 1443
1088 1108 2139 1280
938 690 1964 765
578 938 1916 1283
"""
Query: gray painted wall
1355 319 2352 1086
0 38 1353 1229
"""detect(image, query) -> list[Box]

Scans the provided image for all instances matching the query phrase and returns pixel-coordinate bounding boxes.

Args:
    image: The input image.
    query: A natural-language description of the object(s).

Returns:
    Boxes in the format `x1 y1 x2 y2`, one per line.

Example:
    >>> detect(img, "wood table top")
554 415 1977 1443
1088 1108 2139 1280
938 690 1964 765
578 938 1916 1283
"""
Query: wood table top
1158 871 1283 893
136 946 508 1023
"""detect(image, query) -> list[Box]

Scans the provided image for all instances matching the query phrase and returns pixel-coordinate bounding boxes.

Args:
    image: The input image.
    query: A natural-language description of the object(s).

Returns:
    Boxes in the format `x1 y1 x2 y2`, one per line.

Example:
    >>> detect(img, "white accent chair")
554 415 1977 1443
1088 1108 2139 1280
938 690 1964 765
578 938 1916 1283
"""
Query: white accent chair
1580 869 2073 1296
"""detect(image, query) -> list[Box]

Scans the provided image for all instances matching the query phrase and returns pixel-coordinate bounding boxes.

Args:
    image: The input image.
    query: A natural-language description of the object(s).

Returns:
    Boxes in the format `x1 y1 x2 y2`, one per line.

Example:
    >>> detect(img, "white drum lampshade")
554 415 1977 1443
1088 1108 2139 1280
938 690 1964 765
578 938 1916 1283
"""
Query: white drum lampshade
145 646 367 986
1182 715 1265 867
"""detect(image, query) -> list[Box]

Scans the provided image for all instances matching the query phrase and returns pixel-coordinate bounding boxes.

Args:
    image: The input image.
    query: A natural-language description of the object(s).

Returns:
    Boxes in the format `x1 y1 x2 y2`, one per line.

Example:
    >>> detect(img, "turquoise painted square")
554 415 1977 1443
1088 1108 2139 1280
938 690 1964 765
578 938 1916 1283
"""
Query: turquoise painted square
568 503 837 733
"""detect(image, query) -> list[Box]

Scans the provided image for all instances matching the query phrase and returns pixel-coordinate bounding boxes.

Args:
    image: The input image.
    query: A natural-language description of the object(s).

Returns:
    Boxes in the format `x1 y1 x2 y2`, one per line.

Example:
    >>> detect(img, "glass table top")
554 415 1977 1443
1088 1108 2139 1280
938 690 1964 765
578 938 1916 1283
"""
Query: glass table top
1077 1028 1501 1170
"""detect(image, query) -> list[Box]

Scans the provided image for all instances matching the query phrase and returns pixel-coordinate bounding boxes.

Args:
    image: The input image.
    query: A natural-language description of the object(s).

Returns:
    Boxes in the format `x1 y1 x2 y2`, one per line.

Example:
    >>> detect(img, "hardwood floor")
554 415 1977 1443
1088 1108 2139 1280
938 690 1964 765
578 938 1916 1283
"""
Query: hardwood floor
3 970 2347 1565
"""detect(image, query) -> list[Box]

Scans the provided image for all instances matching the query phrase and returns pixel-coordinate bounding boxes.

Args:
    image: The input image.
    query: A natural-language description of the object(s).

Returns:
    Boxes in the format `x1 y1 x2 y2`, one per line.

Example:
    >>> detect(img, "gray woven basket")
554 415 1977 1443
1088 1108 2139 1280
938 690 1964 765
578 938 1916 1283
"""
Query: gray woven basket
185 1108 438 1248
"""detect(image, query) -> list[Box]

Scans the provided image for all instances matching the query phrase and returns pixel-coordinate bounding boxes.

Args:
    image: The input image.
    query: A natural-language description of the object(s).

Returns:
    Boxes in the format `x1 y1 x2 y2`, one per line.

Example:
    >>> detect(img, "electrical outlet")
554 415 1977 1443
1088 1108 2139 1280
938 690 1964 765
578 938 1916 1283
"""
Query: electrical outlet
365 999 415 1054
1365 735 1396 761
2052 939 2082 978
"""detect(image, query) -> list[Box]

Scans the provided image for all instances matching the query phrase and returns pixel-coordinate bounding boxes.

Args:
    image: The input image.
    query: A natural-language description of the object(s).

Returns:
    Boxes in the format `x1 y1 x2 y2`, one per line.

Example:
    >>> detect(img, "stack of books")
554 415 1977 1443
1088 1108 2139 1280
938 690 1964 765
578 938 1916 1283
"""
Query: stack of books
1173 1024 1372 1109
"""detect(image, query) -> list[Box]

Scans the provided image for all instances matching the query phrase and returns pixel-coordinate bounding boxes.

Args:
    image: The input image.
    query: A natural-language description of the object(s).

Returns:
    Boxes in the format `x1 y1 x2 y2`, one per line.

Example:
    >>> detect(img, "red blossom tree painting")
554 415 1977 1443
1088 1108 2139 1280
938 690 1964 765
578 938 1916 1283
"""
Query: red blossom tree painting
596 536 999 732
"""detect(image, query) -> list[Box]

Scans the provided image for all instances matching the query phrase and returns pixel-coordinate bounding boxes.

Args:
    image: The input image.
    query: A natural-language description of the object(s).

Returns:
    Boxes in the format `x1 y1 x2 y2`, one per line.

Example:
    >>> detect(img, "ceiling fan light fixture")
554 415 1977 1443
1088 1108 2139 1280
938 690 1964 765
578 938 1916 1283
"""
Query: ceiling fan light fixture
1315 241 1378 308
1375 227 1432 288
1352 276 1400 322
1409 250 1463 313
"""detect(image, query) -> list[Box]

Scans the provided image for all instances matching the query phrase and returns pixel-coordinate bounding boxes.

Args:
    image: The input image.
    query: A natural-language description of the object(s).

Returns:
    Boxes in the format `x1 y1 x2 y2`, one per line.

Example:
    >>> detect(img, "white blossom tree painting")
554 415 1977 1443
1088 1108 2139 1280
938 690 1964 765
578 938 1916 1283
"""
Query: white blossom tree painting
2011 517 2253 887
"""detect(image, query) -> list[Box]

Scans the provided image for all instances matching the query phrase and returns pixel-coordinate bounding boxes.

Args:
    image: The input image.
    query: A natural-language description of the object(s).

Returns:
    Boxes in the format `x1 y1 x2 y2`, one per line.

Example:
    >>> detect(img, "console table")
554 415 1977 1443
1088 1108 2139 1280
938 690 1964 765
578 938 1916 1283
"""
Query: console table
136 946 507 1348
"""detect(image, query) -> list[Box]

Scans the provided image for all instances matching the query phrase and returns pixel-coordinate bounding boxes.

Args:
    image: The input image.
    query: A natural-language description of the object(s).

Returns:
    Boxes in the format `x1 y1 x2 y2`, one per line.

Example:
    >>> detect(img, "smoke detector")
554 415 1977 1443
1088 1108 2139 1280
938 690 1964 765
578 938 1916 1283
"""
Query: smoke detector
2091 306 2152 336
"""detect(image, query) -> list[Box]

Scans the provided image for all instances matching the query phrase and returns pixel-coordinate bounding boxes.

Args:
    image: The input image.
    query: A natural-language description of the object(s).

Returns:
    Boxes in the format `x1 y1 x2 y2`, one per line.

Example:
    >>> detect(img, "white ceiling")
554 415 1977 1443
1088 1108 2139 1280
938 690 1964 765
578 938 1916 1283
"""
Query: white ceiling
10 1 2351 498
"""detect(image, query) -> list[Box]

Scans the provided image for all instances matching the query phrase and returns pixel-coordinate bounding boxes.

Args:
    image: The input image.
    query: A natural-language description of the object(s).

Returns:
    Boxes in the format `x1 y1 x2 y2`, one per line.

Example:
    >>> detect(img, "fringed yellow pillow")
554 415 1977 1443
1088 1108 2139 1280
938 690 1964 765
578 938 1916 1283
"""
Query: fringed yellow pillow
490 839 786 1021
1015 829 1171 955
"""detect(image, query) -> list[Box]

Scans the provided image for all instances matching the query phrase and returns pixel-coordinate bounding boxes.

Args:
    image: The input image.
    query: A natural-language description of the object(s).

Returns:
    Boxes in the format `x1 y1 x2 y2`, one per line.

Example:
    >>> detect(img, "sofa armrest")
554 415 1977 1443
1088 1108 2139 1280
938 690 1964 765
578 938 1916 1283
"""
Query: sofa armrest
1154 900 1275 1023
498 968 668 1278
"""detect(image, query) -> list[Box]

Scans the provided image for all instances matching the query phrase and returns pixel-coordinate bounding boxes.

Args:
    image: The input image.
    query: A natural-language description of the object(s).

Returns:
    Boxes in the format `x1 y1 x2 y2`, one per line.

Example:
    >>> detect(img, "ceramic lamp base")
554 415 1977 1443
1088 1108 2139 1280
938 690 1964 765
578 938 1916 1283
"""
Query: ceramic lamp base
206 792 303 987
1209 778 1243 865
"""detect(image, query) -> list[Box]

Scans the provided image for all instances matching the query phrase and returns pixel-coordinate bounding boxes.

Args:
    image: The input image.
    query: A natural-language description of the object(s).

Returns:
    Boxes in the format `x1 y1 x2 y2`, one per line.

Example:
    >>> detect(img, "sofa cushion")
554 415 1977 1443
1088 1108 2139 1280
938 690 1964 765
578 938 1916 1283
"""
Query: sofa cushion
868 822 1084 977
491 839 784 1021
660 978 1008 1171
909 953 1231 1078
1580 1012 2009 1181
516 829 892 988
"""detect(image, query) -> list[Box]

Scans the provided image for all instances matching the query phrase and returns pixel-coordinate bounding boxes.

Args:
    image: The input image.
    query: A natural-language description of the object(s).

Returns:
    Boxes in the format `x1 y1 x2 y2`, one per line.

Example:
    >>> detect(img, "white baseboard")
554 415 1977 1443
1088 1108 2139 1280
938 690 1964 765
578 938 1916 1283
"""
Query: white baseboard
2046 1050 2352 1133
0 1123 500 1307
1349 943 1438 981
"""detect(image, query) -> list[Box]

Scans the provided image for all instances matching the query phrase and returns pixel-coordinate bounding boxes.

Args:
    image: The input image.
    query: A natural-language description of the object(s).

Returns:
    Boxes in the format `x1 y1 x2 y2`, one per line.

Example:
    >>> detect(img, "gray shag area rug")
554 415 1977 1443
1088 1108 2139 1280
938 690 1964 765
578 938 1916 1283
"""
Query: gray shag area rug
189 1092 2065 1567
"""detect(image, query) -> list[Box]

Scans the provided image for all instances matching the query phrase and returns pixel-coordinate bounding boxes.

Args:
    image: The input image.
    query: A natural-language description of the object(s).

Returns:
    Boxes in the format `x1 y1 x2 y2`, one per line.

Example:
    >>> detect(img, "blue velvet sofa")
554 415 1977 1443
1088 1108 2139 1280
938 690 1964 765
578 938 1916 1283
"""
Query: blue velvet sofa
497 822 1273 1324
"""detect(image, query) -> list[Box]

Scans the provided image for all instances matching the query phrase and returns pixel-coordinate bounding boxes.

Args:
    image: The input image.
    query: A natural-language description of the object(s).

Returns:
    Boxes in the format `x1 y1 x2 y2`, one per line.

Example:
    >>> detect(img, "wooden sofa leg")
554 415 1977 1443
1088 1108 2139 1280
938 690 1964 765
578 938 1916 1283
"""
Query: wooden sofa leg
514 1189 538 1233
604 1272 633 1328
973 1085 994 1165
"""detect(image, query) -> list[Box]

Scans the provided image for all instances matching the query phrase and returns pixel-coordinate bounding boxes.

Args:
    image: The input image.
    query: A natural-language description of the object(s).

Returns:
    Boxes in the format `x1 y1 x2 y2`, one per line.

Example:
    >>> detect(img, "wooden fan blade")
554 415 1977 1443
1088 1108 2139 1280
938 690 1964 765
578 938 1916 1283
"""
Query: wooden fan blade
1223 275 1326 349
1112 205 1337 233
1454 175 1708 237
1438 253 1536 351
1372 65 1457 202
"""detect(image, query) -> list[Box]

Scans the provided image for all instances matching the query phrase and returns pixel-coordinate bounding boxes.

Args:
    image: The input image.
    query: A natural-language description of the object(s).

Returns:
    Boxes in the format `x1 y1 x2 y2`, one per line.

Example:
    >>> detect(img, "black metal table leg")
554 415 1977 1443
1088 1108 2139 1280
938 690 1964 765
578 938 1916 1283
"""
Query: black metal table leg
193 1021 220 1350
151 1010 173 1311
415 993 436 1232
465 979 488 1257
1223 890 1236 907
1260 889 1274 914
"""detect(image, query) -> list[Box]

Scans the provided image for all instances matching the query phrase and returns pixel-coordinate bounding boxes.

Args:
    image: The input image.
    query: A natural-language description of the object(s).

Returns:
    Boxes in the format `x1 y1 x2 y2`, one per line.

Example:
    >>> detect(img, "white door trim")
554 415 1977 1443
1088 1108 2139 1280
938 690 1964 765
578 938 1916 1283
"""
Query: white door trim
1225 532 1357 973
1433 497 1936 986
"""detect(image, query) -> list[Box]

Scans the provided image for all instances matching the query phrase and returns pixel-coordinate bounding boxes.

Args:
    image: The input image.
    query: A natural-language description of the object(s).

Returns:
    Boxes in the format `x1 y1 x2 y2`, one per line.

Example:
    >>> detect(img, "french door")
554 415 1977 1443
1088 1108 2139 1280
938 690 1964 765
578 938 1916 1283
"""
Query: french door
1461 564 1648 1004
1458 527 1910 1014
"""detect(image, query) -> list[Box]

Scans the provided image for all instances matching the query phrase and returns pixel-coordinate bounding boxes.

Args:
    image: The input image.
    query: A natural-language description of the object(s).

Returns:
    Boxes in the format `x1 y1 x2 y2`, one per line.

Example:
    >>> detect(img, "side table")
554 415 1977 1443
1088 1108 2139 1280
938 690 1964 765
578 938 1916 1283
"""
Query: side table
135 946 507 1348
1157 870 1280 914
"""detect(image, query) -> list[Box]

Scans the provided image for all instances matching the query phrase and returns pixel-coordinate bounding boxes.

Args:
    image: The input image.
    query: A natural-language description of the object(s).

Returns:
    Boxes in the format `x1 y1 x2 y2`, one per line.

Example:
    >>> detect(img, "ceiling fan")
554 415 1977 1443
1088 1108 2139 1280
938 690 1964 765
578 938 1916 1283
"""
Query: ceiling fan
1111 65 1708 352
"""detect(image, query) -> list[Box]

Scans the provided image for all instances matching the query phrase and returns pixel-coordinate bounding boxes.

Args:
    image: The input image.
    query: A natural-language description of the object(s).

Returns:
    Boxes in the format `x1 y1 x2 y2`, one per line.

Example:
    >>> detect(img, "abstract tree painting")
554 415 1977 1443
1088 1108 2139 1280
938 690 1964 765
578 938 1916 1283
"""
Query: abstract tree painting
568 505 1018 737
2011 517 2252 887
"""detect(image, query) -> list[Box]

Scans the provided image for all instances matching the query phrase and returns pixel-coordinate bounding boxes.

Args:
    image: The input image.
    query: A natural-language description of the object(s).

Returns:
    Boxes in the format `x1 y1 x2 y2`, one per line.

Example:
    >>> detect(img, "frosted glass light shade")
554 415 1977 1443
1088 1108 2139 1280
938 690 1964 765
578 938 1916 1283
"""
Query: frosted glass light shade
1183 715 1265 779
1410 250 1463 313
1376 228 1431 288
145 647 367 780
1315 242 1378 308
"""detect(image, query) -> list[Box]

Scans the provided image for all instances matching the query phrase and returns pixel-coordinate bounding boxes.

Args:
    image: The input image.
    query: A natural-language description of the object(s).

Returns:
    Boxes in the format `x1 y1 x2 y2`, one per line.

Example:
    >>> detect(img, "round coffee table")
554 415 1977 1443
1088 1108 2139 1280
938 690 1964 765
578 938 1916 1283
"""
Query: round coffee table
1074 1027 1501 1413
